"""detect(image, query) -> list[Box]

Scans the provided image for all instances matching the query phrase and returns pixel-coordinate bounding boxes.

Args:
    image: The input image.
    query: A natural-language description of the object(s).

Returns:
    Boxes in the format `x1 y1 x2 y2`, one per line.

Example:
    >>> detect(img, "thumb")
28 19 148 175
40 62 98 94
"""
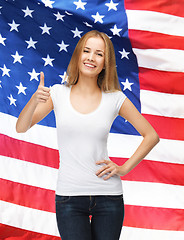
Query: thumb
39 72 44 86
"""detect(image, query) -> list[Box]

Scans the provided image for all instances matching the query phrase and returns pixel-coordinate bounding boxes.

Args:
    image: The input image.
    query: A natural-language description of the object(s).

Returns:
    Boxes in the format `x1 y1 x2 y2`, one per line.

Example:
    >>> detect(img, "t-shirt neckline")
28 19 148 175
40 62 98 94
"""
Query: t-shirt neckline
69 85 104 116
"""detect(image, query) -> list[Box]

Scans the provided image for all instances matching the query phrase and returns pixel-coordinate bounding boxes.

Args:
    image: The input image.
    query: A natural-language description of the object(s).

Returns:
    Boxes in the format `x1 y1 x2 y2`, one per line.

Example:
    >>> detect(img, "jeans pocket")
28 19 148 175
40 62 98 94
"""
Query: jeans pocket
105 195 123 201
55 195 71 203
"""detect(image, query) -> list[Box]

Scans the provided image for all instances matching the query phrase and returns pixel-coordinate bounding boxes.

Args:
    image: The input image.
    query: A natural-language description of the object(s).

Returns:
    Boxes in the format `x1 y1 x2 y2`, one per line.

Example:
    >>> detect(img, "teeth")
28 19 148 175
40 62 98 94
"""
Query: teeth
84 63 95 68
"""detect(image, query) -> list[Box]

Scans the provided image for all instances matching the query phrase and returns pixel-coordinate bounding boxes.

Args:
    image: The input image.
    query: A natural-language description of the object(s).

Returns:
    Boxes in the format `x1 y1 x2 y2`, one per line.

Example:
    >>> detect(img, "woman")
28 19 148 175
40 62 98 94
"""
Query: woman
16 30 159 240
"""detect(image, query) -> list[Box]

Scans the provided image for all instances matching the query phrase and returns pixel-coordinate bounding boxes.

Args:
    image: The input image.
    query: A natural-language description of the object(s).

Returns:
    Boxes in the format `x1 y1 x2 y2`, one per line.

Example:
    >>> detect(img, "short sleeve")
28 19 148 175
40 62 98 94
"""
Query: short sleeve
115 91 127 113
50 84 63 111
50 84 58 110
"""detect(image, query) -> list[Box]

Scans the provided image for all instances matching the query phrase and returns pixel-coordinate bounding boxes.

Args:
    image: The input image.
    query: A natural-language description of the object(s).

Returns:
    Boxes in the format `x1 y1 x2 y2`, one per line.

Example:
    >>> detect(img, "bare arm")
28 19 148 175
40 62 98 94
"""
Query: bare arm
16 72 53 133
117 98 159 174
96 98 160 180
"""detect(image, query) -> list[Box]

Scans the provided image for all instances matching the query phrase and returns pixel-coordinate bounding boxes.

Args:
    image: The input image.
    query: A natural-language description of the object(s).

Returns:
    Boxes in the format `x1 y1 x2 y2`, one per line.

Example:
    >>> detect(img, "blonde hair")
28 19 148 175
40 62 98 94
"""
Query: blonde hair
65 30 121 92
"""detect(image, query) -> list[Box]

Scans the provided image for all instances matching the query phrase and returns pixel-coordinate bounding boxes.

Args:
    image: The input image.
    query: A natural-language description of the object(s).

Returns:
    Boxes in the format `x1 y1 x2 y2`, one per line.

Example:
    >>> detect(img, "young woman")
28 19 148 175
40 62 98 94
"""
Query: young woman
16 30 159 240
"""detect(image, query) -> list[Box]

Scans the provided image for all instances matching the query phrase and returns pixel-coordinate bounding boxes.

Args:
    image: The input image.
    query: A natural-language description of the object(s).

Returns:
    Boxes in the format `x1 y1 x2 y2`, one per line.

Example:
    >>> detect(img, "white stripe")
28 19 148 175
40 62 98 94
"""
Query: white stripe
0 156 58 190
133 48 184 72
0 155 183 209
0 200 59 236
120 226 184 240
123 180 184 209
1 200 183 239
126 10 184 37
140 90 184 118
0 112 58 149
1 113 184 165
108 133 184 165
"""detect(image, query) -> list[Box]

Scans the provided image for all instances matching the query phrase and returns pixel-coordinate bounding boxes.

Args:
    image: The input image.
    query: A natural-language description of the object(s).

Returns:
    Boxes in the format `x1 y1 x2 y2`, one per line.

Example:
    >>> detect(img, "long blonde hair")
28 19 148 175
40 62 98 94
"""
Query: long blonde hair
65 30 121 92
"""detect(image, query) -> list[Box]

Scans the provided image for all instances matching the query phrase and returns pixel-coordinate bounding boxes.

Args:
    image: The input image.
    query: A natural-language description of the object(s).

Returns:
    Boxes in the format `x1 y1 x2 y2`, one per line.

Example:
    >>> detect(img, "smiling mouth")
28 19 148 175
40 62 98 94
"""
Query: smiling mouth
84 63 96 68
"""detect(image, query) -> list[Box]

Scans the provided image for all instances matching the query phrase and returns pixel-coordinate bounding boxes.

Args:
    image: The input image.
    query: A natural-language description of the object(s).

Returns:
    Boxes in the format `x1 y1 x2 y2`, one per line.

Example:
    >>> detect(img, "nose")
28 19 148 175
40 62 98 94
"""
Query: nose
88 52 94 61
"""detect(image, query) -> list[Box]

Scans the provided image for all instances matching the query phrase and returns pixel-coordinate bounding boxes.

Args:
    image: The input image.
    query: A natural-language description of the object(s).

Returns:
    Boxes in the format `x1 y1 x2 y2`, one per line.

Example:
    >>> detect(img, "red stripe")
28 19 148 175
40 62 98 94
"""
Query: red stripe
1 158 183 214
139 67 184 95
0 134 183 186
124 205 184 231
111 158 184 186
0 134 59 169
0 223 59 240
142 114 184 141
129 29 184 50
124 0 184 18
0 136 183 193
0 178 55 213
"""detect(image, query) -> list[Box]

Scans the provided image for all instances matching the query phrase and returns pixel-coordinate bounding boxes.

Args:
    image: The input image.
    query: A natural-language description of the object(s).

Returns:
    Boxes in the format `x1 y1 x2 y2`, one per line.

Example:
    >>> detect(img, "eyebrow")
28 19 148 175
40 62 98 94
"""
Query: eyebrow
84 46 104 53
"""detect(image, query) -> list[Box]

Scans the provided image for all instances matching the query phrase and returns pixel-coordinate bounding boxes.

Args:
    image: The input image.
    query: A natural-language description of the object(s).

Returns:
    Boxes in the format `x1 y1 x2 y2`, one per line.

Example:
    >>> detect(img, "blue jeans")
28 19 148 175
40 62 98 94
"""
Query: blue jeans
55 195 124 240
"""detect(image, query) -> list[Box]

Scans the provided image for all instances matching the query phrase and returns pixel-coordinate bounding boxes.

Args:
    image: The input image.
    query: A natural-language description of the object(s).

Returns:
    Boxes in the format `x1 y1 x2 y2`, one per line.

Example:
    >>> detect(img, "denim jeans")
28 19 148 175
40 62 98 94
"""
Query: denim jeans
55 195 124 240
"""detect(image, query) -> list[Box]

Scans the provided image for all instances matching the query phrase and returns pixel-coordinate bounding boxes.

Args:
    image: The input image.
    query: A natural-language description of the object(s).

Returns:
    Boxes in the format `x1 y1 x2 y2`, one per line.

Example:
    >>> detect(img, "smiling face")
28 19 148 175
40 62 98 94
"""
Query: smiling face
78 36 105 80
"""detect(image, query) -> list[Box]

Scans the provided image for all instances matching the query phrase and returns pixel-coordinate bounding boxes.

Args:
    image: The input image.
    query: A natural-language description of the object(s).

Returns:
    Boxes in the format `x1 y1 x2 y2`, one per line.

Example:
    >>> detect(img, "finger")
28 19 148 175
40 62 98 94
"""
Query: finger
37 92 50 100
96 165 108 175
37 87 50 95
38 94 50 102
97 166 114 178
104 170 117 180
39 72 44 86
96 159 109 165
104 172 115 180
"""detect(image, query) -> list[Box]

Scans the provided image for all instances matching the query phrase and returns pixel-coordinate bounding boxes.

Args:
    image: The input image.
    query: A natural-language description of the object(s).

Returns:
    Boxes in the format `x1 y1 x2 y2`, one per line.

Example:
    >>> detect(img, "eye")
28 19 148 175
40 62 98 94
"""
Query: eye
83 49 89 53
97 53 103 57
96 51 104 57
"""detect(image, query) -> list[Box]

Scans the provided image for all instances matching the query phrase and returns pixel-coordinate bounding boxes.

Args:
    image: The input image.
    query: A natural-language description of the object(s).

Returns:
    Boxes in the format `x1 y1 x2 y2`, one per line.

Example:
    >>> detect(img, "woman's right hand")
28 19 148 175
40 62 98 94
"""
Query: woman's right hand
16 72 53 133
33 72 50 104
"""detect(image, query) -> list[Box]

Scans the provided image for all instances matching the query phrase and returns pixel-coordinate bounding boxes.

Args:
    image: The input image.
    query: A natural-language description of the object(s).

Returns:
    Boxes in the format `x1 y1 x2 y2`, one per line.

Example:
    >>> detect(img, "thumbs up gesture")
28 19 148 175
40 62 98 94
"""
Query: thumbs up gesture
34 72 50 104
39 71 45 86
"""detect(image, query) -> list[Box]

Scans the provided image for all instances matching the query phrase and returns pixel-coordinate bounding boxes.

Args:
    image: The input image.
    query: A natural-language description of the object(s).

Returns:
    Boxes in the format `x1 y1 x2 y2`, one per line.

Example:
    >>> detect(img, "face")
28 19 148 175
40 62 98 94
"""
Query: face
78 36 105 79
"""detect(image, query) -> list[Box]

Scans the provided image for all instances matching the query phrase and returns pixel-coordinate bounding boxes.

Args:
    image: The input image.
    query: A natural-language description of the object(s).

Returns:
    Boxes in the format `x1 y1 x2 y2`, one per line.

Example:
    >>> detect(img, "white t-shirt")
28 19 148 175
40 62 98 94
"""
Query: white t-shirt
50 84 126 196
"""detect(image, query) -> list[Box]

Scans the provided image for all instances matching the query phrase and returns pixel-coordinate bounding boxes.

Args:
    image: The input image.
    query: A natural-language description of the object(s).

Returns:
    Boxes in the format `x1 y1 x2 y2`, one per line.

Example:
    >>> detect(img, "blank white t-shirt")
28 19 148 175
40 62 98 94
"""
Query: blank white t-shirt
50 84 126 196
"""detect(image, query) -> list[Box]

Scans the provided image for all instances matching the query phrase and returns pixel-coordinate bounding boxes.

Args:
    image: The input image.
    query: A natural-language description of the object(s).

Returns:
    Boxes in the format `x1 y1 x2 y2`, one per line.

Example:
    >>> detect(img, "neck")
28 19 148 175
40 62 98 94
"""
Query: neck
75 73 100 94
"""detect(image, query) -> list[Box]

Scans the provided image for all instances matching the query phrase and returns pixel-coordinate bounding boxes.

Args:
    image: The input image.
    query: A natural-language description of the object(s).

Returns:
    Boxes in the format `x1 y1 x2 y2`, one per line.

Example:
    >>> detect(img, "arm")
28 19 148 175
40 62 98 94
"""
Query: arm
96 98 160 180
16 72 53 133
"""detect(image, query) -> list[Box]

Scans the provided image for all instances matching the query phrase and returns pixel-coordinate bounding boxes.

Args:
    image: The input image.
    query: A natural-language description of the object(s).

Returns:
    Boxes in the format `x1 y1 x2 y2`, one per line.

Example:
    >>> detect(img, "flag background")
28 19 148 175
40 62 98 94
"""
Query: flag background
0 0 184 240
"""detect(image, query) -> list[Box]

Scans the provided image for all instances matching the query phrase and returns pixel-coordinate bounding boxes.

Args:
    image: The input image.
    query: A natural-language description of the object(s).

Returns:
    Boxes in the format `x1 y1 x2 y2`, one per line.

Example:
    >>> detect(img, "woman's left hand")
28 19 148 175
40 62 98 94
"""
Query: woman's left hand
95 160 122 180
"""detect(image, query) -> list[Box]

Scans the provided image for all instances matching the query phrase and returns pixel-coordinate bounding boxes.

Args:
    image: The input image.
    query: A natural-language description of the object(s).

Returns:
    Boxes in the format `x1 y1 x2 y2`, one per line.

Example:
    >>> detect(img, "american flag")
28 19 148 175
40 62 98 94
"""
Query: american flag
0 0 183 239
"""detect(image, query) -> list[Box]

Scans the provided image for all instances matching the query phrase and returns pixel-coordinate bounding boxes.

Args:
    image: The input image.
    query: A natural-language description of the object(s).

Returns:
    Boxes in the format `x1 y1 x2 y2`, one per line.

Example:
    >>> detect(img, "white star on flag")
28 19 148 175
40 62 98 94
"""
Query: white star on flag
0 64 10 77
119 48 130 59
71 27 83 38
57 40 69 52
25 37 37 49
121 78 134 91
92 12 104 24
7 94 17 106
73 0 87 10
16 82 27 95
110 24 122 36
0 34 6 46
28 68 40 81
59 71 67 84
11 51 24 64
54 12 65 21
42 0 55 8
42 54 55 66
22 6 34 17
105 0 119 11
8 20 20 32
40 23 52 35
